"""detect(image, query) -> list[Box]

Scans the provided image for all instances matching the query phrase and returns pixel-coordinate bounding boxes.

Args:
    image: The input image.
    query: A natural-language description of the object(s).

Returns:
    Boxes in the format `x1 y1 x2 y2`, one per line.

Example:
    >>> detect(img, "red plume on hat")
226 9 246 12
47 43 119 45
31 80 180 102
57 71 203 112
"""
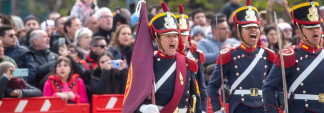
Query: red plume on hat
161 2 170 12
179 4 184 14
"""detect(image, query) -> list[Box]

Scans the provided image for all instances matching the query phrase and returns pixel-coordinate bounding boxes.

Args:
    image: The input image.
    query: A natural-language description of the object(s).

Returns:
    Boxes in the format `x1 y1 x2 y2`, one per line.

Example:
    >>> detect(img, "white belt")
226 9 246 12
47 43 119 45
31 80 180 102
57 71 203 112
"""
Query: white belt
157 105 188 113
294 94 320 100
234 89 263 95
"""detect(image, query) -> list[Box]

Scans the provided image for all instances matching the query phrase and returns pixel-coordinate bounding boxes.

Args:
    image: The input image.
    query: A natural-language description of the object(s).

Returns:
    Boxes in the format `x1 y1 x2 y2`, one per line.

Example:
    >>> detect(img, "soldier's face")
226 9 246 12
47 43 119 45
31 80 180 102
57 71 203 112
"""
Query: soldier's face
157 33 179 56
297 26 322 46
240 26 260 46
181 35 189 47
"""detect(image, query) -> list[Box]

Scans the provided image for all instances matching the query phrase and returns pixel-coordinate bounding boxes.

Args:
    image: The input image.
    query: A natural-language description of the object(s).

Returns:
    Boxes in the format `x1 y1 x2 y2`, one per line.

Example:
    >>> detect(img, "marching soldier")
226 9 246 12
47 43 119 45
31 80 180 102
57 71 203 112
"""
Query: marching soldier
136 2 202 113
208 0 277 112
263 0 324 112
176 4 208 113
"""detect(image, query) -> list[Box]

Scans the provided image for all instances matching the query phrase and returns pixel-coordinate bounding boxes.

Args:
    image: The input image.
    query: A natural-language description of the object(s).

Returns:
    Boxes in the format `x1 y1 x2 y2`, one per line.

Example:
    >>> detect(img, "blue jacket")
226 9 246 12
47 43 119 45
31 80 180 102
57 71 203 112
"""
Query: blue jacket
209 44 276 113
5 45 37 86
263 42 324 113
197 34 240 65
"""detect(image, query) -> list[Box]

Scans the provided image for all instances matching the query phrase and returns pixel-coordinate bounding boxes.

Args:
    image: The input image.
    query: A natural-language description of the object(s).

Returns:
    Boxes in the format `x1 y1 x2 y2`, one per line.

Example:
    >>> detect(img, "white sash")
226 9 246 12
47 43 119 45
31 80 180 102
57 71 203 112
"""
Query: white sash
288 50 324 97
155 61 176 92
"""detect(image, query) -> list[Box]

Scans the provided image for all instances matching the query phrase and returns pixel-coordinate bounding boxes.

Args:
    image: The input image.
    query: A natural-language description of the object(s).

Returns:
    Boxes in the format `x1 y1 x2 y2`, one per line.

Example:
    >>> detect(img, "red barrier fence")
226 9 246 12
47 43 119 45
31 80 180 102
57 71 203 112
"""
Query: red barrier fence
92 95 124 113
0 97 89 113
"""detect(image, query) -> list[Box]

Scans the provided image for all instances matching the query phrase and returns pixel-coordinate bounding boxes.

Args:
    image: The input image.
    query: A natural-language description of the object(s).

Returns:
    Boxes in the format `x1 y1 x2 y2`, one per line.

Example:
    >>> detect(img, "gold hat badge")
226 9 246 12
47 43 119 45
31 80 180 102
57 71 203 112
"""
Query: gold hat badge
245 6 257 21
307 2 319 22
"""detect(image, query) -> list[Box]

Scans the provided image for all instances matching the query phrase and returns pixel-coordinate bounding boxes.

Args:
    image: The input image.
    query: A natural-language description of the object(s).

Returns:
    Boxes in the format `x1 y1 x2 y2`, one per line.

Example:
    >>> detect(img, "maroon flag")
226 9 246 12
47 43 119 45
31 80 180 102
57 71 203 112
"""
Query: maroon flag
122 2 155 113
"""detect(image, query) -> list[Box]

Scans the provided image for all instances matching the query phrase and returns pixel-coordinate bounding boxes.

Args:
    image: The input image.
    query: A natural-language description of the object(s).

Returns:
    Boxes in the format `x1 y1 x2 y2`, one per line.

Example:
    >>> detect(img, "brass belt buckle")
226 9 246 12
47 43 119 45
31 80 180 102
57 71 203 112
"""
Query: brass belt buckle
173 107 179 113
250 88 258 96
319 93 324 103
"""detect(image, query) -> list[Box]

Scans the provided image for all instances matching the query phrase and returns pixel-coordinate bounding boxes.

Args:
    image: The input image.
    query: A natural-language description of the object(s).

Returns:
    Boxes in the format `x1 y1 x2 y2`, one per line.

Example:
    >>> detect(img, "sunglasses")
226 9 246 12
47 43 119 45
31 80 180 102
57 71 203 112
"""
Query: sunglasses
94 45 108 49
8 34 16 38
261 39 268 42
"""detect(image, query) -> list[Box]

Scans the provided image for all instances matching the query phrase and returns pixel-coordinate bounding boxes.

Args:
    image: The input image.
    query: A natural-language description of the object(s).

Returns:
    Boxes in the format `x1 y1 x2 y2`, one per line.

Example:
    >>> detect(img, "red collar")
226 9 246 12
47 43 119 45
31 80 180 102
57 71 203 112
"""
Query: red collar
299 41 320 53
157 49 175 58
240 43 257 53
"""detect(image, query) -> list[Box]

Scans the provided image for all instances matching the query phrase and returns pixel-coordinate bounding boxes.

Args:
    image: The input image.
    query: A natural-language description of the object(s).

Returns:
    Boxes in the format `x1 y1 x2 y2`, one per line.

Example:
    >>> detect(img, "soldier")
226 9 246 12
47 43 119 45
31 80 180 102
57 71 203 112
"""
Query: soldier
176 4 208 113
208 0 277 112
263 0 324 112
136 2 202 113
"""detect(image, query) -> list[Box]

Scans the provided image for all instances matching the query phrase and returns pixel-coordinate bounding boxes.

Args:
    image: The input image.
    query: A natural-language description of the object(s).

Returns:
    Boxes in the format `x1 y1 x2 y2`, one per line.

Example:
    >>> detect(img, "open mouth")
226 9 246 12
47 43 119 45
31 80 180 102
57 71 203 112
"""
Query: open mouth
313 34 319 39
169 44 175 50
250 34 257 39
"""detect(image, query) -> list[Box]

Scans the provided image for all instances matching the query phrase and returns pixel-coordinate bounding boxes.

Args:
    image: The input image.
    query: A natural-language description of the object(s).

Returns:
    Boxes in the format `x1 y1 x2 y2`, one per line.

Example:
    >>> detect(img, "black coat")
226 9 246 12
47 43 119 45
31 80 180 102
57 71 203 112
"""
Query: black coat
30 49 58 83
5 45 37 86
0 76 42 99
89 68 128 94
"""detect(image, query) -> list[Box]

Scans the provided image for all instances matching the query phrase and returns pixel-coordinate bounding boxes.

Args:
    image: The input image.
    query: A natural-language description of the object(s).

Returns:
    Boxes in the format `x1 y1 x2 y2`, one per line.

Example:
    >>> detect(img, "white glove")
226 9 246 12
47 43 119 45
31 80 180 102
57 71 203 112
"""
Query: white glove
140 104 159 113
214 111 223 113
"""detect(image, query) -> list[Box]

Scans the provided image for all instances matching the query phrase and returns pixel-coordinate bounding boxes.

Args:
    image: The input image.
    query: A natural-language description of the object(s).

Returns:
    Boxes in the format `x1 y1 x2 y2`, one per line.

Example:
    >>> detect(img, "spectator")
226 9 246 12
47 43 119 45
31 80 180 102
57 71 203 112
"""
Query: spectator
149 5 158 16
204 63 216 86
74 27 93 57
93 7 114 44
0 14 14 27
0 61 42 99
278 22 293 46
108 24 133 60
24 15 40 31
260 34 269 48
51 17 67 49
11 15 25 30
43 57 88 103
0 25 37 86
197 18 239 66
40 20 55 37
265 0 291 25
112 9 128 32
16 29 27 40
51 17 82 54
53 17 67 38
205 12 215 26
79 36 107 82
190 25 206 43
259 11 267 31
89 51 127 94
70 0 98 26
264 26 279 53
28 30 59 88
84 14 98 33
320 6 324 19
49 12 61 21
0 40 17 67
191 9 210 36
221 0 243 22
155 6 163 15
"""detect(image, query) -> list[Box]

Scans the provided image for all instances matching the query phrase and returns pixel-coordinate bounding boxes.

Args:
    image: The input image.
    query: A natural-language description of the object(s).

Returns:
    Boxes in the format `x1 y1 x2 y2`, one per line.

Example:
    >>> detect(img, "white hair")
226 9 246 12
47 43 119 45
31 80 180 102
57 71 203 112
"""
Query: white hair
95 7 112 19
28 30 43 48
40 20 55 31
73 27 93 45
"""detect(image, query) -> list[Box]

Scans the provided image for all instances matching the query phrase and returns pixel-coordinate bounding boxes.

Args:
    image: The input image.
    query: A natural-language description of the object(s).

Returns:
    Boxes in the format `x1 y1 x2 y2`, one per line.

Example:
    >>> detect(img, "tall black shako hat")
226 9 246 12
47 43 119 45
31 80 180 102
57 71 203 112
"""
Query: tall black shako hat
149 2 179 39
291 0 322 42
232 0 261 46
149 2 185 55
175 4 189 36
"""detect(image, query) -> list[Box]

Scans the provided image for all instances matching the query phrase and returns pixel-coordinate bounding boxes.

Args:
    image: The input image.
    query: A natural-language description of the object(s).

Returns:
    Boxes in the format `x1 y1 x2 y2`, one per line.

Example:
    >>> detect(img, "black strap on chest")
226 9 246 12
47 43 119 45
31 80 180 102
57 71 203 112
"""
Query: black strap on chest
51 78 79 92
